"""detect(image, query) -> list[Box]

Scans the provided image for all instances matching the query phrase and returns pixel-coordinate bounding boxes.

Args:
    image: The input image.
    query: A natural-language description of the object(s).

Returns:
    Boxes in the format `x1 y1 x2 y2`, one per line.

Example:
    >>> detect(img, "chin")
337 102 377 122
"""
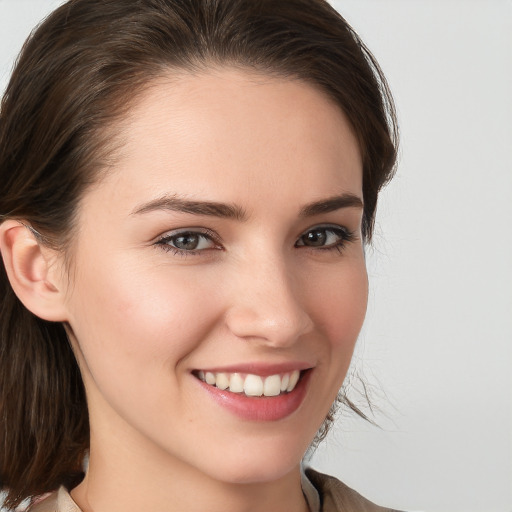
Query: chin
197 435 309 485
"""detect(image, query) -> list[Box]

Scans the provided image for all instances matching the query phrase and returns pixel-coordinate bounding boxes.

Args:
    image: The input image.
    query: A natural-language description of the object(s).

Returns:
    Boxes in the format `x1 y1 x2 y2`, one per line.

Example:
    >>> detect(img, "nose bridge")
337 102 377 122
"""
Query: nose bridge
225 248 314 346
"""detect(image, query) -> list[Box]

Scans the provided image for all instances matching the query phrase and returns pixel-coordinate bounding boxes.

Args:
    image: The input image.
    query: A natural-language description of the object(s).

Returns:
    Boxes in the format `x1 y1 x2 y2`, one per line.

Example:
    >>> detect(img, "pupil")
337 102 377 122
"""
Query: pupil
305 230 326 246
175 233 199 250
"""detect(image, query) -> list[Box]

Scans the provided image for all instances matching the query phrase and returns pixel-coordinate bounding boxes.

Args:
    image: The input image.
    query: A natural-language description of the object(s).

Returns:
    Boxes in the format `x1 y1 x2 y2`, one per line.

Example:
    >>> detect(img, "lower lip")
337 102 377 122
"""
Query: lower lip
197 370 312 422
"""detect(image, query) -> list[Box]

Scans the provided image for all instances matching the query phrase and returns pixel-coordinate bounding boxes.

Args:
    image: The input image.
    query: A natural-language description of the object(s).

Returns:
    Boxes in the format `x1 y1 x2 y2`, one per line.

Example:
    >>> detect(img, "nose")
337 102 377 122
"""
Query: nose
224 255 314 348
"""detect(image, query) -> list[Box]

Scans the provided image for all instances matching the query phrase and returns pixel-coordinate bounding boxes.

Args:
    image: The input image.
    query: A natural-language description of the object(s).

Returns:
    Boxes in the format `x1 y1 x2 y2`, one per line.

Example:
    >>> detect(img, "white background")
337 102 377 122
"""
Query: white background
1 1 511 511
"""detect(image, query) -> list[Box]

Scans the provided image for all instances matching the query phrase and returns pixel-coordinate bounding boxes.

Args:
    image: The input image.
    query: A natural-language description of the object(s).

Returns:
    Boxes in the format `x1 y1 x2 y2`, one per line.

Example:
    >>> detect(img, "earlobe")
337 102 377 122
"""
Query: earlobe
0 220 68 322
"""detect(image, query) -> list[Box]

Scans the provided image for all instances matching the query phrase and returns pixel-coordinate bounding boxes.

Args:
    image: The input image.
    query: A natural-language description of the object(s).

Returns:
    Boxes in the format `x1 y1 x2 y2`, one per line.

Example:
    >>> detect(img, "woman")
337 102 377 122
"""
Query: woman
0 0 399 511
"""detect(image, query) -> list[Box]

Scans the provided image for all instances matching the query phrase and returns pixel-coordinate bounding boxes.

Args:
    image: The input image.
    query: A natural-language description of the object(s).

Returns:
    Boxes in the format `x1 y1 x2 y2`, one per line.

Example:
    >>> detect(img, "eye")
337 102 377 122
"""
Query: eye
155 229 219 254
295 225 355 251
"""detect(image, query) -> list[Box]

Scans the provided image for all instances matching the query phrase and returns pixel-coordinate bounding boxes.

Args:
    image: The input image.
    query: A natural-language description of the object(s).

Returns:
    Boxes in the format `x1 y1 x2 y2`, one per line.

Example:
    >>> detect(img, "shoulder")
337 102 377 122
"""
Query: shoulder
27 487 81 512
305 468 404 512
26 492 58 512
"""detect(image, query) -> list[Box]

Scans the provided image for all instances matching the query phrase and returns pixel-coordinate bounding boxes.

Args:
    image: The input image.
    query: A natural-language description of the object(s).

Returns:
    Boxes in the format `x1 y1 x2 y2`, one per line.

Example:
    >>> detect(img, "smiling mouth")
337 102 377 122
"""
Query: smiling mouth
194 370 305 397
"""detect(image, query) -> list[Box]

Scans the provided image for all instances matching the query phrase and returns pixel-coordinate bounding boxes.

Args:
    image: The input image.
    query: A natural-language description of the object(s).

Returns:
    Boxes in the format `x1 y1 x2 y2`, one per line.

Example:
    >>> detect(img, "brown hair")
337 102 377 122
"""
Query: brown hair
0 0 398 508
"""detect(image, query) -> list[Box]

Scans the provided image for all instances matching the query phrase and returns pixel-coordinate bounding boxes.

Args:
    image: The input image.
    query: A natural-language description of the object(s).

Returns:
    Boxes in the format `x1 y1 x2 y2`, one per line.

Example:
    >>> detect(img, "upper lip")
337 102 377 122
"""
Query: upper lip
193 362 313 377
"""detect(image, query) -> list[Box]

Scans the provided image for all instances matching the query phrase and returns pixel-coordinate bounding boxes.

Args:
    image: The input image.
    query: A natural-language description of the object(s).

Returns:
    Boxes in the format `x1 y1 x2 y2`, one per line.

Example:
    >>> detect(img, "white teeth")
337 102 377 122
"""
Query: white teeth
263 375 281 397
229 373 244 393
197 369 303 396
287 370 300 392
280 373 290 392
215 372 229 390
244 374 264 396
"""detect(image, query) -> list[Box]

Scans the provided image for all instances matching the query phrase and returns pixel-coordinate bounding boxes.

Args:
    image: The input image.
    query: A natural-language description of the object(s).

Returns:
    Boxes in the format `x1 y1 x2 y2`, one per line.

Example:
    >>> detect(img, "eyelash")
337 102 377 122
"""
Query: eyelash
154 225 356 257
155 228 220 256
295 225 356 253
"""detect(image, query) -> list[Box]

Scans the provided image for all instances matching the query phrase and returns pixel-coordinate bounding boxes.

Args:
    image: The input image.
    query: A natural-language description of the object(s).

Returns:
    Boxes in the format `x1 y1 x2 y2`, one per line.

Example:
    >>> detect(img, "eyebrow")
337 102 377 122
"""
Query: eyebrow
131 193 363 220
299 194 363 217
131 195 248 220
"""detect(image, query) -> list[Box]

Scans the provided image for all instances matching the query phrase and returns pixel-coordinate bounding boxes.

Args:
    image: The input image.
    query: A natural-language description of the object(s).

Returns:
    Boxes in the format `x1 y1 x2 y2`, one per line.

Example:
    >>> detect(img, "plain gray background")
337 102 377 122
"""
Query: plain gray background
1 1 511 511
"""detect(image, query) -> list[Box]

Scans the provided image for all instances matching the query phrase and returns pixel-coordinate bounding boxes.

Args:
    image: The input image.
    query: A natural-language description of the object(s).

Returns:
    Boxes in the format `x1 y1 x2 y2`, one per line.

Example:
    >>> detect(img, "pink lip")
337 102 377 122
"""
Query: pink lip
195 369 312 422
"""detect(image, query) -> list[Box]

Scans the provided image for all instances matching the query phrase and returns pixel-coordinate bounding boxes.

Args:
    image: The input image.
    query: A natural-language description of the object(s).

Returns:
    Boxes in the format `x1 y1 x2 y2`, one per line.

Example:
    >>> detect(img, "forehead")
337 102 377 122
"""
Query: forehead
88 68 362 215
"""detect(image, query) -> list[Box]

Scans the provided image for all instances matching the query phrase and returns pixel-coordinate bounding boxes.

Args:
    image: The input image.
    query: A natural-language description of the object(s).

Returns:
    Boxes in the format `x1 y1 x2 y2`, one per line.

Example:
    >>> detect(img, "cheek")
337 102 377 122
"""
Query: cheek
66 259 223 386
295 259 368 433
307 259 368 351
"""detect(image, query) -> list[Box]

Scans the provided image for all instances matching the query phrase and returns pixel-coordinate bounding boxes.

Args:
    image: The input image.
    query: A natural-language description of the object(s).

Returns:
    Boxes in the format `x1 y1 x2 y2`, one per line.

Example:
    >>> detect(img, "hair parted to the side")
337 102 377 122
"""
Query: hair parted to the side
0 0 398 508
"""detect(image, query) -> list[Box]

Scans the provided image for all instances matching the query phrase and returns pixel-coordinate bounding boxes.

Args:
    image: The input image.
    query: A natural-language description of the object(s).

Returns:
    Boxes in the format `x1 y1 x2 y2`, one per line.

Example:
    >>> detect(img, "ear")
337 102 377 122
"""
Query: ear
0 220 68 322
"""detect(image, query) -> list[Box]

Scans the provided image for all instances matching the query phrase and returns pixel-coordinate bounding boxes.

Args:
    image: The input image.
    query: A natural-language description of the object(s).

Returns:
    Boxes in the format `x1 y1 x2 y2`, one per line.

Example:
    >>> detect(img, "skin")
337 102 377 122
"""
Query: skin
25 69 368 512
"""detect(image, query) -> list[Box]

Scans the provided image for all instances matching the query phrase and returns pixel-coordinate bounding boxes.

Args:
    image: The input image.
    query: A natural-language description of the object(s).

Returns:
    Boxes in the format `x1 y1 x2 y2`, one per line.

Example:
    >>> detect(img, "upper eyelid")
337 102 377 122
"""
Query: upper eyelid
155 227 220 242
155 223 348 236
298 223 353 236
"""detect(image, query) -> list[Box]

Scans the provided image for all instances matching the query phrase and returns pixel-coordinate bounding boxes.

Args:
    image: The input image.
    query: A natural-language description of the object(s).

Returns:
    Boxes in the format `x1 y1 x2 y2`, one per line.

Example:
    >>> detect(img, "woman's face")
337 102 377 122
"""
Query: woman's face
60 69 367 484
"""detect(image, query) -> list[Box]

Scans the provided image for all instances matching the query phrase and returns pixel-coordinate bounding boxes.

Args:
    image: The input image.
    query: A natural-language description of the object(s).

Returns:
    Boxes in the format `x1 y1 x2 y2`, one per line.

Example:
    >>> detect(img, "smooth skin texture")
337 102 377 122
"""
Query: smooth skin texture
2 69 367 512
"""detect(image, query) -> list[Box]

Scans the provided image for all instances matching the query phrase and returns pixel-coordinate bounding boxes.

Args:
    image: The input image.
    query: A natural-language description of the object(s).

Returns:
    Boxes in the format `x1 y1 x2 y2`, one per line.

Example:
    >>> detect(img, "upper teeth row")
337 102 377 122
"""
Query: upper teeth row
197 370 301 397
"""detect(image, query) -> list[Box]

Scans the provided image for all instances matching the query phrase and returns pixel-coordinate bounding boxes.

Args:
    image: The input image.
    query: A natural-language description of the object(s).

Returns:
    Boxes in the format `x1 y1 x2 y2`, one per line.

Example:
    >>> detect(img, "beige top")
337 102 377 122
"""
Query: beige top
27 468 401 512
